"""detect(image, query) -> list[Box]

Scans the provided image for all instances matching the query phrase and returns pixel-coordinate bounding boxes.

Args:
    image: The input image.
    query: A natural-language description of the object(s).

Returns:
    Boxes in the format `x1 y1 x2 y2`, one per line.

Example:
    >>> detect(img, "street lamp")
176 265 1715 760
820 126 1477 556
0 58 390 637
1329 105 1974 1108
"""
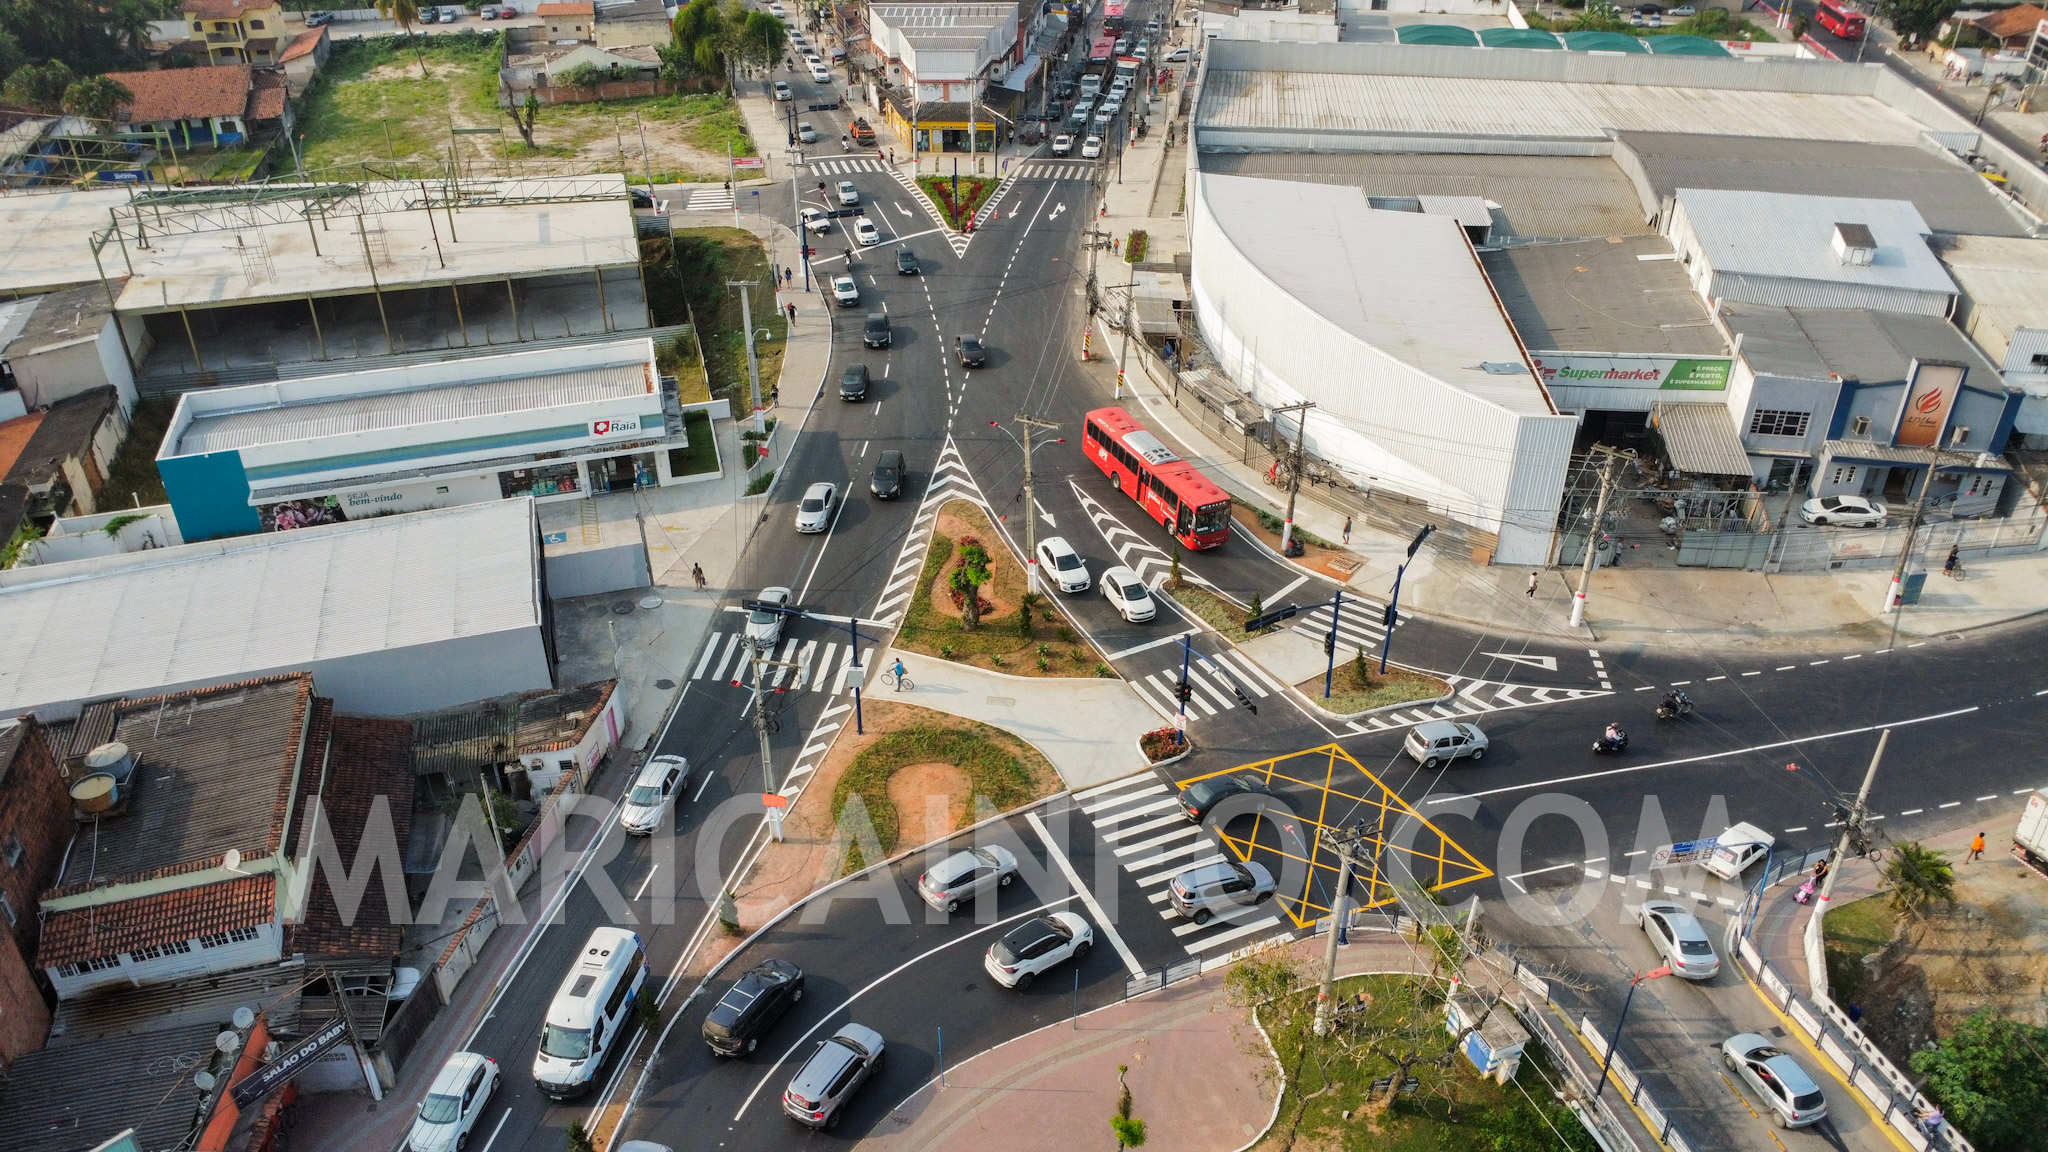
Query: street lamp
1593 966 1671 1102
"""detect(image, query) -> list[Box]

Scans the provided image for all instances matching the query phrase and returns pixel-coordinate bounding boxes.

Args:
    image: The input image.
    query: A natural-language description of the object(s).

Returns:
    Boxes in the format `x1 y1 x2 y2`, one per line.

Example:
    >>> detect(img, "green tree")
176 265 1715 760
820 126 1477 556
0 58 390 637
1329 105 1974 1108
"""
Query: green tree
949 540 991 630
4 59 75 111
374 0 428 76
1909 1010 2048 1151
671 0 731 79
1111 1064 1148 1149
565 1118 595 1152
1883 841 1955 917
1876 0 1956 43
60 75 131 127
556 62 606 89
506 90 540 147
733 7 787 73
1016 589 1039 638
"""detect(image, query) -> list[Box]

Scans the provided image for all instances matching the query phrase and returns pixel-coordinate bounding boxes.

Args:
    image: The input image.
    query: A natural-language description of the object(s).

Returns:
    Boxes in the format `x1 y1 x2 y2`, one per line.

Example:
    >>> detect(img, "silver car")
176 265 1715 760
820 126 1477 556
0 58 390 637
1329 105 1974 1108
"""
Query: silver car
1722 1033 1827 1128
618 755 689 835
917 845 1018 912
1636 900 1719 979
1167 859 1276 925
1403 720 1488 769
783 1023 884 1129
745 586 793 648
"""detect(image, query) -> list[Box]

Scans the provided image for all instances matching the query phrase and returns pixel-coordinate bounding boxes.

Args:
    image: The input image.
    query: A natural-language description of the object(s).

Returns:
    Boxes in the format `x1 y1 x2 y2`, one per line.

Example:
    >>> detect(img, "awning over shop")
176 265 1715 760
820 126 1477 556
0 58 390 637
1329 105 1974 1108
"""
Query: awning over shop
1652 402 1751 476
1817 439 2011 471
995 53 1042 91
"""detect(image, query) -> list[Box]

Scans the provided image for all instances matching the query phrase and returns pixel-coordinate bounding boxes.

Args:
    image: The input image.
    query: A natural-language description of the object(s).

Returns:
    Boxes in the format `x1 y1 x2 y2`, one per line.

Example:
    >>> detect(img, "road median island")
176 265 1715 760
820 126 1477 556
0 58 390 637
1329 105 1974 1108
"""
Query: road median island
915 174 997 230
1293 655 1452 719
899 499 1104 676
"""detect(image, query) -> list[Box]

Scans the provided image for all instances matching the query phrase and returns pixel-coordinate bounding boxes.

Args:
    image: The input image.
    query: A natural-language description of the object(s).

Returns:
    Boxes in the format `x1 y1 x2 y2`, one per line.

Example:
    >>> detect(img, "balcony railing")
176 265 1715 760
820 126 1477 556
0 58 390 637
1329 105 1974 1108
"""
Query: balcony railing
206 32 240 43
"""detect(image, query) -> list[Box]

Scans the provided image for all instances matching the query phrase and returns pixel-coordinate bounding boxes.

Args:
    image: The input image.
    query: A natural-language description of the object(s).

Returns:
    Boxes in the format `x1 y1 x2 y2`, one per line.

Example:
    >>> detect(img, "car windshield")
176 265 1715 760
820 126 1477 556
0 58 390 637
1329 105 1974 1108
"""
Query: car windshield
541 1024 592 1060
1680 939 1713 955
748 606 780 625
962 338 981 352
1055 552 1082 570
1191 502 1230 535
628 783 664 806
1119 580 1146 599
419 1091 463 1124
801 497 825 512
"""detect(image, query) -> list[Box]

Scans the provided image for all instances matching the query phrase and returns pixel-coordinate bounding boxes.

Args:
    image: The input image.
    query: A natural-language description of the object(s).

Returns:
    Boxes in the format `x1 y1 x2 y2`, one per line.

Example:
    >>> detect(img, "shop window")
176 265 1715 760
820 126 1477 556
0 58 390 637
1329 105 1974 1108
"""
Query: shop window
1747 409 1808 438
500 462 581 498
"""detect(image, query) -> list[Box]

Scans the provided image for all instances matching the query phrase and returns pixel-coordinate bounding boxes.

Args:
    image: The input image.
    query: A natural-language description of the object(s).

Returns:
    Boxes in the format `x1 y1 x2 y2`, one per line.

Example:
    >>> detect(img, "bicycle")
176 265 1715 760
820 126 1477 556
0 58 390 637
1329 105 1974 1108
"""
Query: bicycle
879 670 913 691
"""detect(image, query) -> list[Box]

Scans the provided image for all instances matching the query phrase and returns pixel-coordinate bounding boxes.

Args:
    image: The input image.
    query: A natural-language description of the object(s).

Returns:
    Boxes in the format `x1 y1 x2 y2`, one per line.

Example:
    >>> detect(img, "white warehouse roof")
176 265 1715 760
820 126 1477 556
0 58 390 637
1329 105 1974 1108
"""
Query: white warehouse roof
1672 188 1956 312
0 498 543 718
1199 173 1550 415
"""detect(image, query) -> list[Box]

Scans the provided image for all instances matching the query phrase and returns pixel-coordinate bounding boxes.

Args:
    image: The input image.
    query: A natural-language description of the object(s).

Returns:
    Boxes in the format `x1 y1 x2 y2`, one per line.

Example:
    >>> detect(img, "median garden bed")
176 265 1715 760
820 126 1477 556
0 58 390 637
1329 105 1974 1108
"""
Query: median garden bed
916 174 996 229
1294 651 1452 717
831 716 1060 872
896 500 1106 677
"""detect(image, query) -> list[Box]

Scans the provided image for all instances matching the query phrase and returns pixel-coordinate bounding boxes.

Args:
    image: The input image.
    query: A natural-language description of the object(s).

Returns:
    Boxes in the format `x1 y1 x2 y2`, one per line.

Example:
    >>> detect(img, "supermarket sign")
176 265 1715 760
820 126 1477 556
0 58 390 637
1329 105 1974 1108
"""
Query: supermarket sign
1529 353 1730 391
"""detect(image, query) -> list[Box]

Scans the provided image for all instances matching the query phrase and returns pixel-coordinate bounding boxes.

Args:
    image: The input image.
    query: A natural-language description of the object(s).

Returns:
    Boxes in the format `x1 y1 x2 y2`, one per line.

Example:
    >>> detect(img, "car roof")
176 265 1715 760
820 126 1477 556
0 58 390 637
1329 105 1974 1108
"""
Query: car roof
1717 822 1773 848
1041 535 1074 554
759 585 791 603
430 1051 490 1094
1101 564 1141 581
806 481 834 496
877 449 903 464
1411 720 1463 739
633 759 677 786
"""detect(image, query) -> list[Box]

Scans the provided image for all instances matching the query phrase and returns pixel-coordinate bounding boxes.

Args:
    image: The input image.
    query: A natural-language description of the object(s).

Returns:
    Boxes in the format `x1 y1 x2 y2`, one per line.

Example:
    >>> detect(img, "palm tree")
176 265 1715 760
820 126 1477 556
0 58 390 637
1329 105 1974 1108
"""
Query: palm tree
1883 841 1955 917
375 0 429 77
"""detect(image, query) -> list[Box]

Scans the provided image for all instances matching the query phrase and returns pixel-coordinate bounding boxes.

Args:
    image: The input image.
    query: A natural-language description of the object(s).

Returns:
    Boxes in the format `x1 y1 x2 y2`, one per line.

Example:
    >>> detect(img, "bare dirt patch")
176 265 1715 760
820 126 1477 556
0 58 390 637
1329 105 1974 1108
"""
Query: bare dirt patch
365 58 467 83
888 762 973 845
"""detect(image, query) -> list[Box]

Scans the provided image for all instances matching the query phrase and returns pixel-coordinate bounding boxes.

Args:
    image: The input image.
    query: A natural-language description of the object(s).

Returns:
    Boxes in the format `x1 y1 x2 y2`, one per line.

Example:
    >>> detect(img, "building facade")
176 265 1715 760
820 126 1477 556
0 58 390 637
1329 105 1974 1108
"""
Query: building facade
179 0 288 65
0 719 67 1065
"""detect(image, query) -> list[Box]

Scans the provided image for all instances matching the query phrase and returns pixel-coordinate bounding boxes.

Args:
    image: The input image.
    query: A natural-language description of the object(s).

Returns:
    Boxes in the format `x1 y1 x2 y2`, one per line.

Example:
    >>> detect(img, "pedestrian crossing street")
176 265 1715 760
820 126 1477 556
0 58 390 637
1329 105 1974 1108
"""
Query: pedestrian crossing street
688 624 877 696
803 156 888 175
684 185 734 211
1072 773 1300 963
1012 160 1096 181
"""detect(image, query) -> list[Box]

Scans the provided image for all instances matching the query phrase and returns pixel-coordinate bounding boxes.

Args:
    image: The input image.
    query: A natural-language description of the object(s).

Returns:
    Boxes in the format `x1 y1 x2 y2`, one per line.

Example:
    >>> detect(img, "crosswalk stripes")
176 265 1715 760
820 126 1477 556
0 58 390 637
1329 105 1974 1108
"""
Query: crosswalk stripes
685 628 874 695
1338 674 1612 734
774 699 854 797
871 435 988 624
1124 646 1276 720
1071 774 1296 959
804 157 887 175
1067 480 1219 594
1286 597 1395 657
1013 161 1095 181
685 186 734 211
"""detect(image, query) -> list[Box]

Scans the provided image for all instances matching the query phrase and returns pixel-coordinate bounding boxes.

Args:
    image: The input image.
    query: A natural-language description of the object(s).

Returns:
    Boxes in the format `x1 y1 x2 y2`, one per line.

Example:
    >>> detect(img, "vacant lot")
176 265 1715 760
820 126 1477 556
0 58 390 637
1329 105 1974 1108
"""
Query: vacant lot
298 34 752 181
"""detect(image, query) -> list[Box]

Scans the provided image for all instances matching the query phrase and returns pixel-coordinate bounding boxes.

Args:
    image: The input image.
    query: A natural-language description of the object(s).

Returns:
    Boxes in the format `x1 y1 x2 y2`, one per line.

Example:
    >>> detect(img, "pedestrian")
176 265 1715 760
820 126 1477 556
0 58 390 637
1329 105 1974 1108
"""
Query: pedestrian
1341 515 1352 544
1918 1107 1945 1138
1945 544 1960 575
1847 1002 1863 1025
784 267 793 286
1811 858 1829 885
1527 571 1539 598
1968 831 1986 862
786 302 797 322
692 563 706 590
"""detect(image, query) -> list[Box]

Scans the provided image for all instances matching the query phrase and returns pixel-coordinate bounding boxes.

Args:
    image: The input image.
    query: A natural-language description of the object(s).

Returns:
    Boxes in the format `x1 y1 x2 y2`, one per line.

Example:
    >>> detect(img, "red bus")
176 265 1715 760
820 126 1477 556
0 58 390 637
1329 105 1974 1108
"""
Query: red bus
1815 0 1864 38
1083 407 1232 550
1104 2 1126 31
1089 33 1118 63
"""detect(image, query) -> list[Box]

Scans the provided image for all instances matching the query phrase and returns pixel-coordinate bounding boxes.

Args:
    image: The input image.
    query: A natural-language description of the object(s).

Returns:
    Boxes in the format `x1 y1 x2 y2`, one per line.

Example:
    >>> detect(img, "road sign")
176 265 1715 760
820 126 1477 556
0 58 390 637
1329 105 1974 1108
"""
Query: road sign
1650 839 1708 869
1245 604 1301 632
732 156 765 169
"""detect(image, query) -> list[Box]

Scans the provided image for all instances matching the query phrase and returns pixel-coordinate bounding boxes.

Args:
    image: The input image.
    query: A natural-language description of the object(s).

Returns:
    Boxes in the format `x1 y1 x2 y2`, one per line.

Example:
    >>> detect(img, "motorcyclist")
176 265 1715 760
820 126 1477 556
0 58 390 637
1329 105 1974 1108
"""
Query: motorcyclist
1603 722 1625 747
1661 689 1690 715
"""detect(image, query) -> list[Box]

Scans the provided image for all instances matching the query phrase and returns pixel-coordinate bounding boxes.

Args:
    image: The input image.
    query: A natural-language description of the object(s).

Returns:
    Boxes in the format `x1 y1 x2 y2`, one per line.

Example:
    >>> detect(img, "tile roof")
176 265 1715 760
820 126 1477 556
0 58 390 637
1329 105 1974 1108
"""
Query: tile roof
539 1 597 13
39 873 276 968
289 714 413 960
47 965 301 1049
248 68 287 120
103 65 252 125
3 387 117 490
517 679 617 752
1972 3 2047 38
0 412 44 480
46 674 313 896
280 25 326 63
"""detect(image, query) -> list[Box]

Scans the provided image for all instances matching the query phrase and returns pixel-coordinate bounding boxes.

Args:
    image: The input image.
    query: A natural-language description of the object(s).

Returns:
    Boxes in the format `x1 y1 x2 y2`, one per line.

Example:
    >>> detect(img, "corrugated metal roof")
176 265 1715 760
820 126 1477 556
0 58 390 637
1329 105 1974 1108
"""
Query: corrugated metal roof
0 1020 226 1152
1726 304 2004 384
1652 401 1750 474
1941 234 2048 366
1480 236 1725 355
1201 173 1550 415
1677 188 1957 308
175 362 653 455
0 500 541 718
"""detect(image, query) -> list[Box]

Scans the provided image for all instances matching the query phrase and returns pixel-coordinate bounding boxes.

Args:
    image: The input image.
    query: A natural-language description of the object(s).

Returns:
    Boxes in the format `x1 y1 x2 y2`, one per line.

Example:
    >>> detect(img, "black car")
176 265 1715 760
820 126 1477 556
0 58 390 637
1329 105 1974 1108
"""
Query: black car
955 335 986 368
703 958 805 1056
895 247 919 275
839 363 870 400
871 449 904 499
1179 773 1270 823
863 311 890 348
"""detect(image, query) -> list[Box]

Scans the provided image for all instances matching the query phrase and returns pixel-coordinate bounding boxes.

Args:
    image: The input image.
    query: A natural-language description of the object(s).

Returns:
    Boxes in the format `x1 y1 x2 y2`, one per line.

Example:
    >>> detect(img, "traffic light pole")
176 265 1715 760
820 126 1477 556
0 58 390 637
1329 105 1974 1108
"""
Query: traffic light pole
1172 633 1260 740
1322 588 1344 699
1271 401 1315 555
1378 524 1434 675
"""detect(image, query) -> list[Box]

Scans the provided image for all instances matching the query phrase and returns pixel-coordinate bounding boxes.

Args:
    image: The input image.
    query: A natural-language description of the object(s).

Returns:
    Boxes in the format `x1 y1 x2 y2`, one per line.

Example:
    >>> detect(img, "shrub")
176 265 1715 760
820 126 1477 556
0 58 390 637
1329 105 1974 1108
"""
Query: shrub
1140 726 1187 761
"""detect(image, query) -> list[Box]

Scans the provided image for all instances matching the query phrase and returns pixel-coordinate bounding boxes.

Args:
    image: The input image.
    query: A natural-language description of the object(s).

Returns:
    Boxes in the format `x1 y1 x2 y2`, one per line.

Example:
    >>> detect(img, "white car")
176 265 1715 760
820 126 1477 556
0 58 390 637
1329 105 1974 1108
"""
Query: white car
809 64 831 84
1101 97 1123 118
1099 564 1156 622
1081 135 1103 159
1700 822 1775 880
800 207 833 234
1037 536 1090 593
796 121 817 143
1163 47 1191 62
831 274 859 306
795 481 837 532
836 180 859 206
1799 494 1887 528
768 1 785 14
1050 133 1072 155
772 80 792 101
854 216 881 245
404 1052 499 1152
1670 3 1696 13
1636 900 1720 979
745 586 793 648
619 755 690 835
984 912 1093 989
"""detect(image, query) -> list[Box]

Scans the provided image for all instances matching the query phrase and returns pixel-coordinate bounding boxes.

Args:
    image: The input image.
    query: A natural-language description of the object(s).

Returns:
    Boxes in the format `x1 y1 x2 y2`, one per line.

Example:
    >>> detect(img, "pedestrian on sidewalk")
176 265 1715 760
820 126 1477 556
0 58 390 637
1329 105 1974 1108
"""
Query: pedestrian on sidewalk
786 302 797 322
692 563 707 590
1527 571 1539 598
1968 832 1986 862
1341 515 1352 544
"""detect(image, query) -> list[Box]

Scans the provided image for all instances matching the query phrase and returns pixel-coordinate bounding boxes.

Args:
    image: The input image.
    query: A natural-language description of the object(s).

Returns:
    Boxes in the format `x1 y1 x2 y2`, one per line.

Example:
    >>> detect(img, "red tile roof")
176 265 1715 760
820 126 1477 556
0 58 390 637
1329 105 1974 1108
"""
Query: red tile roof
1973 4 2048 39
538 2 597 14
280 25 326 63
40 874 275 968
289 714 414 960
102 66 252 125
183 0 278 18
0 412 45 480
248 69 287 121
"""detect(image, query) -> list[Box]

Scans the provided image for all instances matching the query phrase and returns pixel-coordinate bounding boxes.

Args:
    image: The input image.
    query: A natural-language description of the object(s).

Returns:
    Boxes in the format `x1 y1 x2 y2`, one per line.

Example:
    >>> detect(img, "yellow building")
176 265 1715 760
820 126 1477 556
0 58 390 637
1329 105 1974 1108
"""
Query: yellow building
180 0 288 67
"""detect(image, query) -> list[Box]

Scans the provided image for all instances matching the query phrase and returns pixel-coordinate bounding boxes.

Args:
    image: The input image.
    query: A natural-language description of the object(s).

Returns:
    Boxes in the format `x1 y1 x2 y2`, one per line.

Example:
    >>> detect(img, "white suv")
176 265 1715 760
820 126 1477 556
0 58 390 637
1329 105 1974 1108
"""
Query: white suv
984 913 1093 989
404 1052 499 1152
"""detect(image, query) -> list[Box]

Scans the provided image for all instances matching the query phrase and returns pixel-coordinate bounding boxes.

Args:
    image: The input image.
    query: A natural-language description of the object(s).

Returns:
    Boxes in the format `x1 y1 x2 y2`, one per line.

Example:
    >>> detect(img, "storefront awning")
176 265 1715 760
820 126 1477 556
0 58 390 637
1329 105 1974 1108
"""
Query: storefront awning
995 53 1041 91
1818 439 2010 471
1651 402 1751 476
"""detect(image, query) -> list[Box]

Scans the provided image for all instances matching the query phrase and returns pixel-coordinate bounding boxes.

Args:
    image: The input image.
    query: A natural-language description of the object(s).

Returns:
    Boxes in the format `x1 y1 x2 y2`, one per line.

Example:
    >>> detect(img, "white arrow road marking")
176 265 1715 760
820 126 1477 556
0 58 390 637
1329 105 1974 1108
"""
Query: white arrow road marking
1036 499 1056 527
1481 651 1559 671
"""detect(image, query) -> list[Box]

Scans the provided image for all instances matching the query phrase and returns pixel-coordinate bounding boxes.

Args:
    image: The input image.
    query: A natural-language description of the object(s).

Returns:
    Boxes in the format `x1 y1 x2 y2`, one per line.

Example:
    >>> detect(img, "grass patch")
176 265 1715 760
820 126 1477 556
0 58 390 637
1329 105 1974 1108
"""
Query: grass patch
99 399 173 511
1245 500 1335 549
1823 895 1899 1004
667 228 786 416
832 722 1046 873
915 174 996 229
666 410 720 478
296 35 506 173
1163 583 1250 636
655 332 711 403
1297 656 1451 715
895 501 1087 673
745 468 774 495
1247 966 1599 1152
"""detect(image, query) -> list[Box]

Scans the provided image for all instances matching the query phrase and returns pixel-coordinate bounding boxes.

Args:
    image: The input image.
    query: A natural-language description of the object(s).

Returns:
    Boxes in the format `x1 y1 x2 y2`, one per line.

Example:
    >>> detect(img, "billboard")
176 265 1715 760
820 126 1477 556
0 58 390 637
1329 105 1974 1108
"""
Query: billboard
1528 353 1731 391
1893 360 1965 449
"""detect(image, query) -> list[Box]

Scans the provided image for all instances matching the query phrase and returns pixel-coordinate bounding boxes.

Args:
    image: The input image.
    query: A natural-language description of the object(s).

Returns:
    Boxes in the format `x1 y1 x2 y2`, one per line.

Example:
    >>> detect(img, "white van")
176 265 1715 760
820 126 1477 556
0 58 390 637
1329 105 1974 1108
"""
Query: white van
532 927 647 1098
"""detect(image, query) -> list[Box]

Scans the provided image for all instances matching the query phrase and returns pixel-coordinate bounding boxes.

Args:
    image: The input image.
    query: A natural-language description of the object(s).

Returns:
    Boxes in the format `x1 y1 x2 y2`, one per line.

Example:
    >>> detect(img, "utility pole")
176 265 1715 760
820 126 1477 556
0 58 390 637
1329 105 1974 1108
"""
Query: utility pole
1016 416 1061 595
729 281 766 434
1271 401 1315 555
736 645 804 802
1882 474 1937 614
1313 823 1371 1036
1113 279 1138 400
1816 728 1888 908
1569 445 1635 629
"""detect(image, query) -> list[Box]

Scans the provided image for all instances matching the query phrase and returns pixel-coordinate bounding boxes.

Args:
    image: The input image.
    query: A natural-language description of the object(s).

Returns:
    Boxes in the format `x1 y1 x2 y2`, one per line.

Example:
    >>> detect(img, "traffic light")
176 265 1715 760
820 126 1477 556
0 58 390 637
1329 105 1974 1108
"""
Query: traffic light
1323 632 1336 657
1231 684 1258 715
1175 679 1193 705
1382 604 1399 630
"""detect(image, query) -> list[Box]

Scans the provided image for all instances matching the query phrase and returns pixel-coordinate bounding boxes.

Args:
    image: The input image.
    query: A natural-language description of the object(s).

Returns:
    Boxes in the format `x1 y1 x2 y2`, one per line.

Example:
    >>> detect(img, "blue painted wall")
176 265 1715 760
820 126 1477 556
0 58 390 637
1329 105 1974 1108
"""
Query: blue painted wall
160 451 259 541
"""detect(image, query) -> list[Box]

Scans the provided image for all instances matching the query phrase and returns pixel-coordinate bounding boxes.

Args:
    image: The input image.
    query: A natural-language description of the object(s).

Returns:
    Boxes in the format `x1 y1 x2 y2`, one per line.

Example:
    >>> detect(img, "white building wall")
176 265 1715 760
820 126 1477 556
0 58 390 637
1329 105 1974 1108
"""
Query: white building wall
1188 179 1571 564
47 922 282 1001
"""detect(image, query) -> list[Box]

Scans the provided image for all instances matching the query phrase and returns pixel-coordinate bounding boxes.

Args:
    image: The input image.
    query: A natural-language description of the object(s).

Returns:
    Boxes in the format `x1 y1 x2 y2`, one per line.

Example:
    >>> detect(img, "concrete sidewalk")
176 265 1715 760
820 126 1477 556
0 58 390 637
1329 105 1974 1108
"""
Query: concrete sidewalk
883 650 1164 788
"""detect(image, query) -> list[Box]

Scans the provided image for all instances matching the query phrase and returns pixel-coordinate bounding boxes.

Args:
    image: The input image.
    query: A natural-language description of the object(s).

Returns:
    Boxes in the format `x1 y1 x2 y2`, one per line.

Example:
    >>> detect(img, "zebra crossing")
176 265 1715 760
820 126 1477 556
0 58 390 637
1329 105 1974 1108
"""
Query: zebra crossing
1337 674 1612 734
1013 160 1095 181
1072 773 1299 963
803 156 888 175
872 436 988 624
684 185 734 211
1123 643 1276 721
1068 479 1218 593
1285 597 1397 658
686 624 877 696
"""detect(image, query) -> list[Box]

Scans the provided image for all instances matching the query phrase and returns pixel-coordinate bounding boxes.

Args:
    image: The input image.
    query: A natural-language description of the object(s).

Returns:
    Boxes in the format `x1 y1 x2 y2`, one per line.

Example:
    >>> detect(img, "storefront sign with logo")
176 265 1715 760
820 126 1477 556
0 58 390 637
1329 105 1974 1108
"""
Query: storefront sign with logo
1529 353 1731 391
590 417 641 437
1894 360 1966 449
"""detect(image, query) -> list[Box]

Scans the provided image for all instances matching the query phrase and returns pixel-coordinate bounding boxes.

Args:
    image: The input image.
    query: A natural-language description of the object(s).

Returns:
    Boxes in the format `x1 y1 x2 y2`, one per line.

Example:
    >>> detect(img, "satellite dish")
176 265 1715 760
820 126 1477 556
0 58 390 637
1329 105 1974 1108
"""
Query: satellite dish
215 1031 241 1054
222 848 248 875
193 1071 216 1092
232 1006 256 1030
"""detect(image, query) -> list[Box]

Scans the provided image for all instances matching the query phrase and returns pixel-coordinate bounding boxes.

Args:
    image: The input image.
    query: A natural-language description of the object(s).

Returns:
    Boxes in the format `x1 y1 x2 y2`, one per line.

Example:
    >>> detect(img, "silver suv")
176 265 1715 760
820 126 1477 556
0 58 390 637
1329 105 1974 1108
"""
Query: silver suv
1403 720 1488 769
917 845 1018 913
1721 1033 1827 1128
783 1023 884 1129
1168 859 1276 925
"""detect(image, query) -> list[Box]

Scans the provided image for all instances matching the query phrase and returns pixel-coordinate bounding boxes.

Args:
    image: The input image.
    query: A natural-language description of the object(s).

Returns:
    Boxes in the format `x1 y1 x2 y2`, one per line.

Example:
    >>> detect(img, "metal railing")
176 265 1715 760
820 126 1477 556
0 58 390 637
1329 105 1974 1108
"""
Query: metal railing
1123 955 1201 999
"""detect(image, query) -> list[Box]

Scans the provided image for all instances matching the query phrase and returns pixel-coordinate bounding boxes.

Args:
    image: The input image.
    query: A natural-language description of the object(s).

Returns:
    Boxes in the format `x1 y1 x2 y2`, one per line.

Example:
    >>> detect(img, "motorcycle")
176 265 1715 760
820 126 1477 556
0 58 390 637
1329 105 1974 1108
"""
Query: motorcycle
1592 732 1629 755
1655 695 1693 721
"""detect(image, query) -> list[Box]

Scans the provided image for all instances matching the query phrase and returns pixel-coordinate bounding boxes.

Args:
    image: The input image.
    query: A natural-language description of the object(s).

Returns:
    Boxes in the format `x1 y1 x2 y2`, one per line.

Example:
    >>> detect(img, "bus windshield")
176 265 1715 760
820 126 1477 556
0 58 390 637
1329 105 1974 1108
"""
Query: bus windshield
1190 502 1230 537
541 1024 592 1061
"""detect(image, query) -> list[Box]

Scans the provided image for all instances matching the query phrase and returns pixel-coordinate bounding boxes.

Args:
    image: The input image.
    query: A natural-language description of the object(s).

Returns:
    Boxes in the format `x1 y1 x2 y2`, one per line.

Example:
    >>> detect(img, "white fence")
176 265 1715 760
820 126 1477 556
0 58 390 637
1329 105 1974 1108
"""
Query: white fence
1771 505 2048 573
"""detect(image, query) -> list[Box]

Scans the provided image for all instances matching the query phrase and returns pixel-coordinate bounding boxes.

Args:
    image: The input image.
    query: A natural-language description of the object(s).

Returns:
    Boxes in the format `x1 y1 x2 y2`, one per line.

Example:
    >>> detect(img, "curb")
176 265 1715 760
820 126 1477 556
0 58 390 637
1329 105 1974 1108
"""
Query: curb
1138 731 1192 769
1294 679 1458 724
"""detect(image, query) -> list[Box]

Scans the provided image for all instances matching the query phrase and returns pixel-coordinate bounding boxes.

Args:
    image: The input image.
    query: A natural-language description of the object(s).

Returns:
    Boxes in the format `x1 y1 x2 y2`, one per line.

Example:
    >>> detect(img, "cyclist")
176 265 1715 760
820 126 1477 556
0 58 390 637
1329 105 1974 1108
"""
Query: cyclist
890 658 907 690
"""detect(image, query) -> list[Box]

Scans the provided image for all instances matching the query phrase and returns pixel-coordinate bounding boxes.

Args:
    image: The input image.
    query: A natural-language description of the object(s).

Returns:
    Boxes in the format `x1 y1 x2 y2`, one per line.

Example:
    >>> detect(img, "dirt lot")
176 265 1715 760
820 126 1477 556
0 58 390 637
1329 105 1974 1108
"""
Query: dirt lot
1829 848 2048 1067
